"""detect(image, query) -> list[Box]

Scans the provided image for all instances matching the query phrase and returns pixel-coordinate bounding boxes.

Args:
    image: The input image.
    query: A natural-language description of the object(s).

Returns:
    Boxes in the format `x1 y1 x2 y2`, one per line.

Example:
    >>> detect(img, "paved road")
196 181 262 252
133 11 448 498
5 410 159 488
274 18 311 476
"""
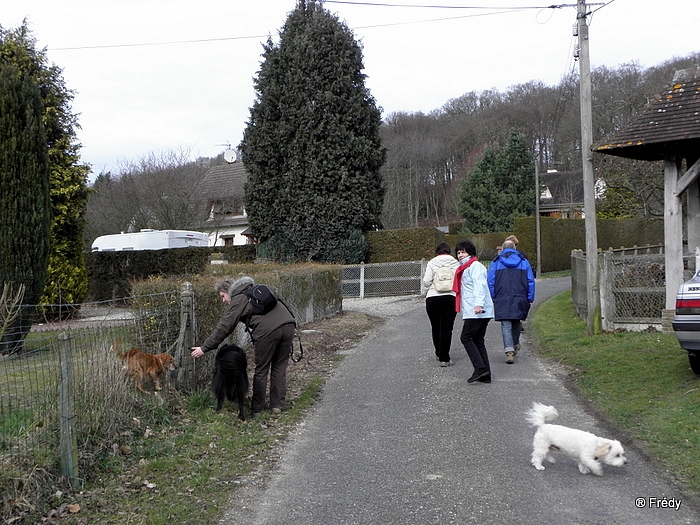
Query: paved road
223 277 700 524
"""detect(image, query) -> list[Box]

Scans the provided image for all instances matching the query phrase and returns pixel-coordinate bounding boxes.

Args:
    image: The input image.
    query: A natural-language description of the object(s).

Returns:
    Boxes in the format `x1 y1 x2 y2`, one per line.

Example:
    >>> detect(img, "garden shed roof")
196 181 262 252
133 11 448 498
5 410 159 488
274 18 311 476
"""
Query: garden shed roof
592 67 700 161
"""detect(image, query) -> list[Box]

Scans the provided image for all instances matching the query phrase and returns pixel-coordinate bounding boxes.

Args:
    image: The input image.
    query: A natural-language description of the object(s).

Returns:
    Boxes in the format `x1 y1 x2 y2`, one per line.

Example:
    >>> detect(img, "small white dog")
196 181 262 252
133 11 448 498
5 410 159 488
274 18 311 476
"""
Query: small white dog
526 402 627 476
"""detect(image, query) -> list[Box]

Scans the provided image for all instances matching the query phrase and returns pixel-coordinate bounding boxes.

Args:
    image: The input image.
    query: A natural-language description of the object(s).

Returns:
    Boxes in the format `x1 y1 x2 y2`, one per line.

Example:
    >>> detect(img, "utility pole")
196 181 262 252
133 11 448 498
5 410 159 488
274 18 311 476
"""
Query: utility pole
534 154 542 279
577 0 601 335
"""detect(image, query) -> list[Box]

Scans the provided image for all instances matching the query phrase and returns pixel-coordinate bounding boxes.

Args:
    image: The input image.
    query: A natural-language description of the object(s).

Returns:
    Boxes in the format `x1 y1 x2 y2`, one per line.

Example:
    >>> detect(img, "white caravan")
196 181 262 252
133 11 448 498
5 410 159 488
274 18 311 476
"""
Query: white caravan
91 229 209 252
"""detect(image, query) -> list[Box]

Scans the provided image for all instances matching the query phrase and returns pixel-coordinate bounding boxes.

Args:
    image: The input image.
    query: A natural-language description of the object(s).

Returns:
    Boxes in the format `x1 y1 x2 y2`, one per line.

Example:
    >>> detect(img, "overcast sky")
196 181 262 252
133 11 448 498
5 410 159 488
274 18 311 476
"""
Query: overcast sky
4 0 699 178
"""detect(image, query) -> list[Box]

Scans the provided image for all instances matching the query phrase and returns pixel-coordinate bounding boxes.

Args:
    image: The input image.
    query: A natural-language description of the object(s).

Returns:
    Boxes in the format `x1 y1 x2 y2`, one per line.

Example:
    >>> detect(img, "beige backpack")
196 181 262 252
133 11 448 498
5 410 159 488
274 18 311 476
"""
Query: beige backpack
433 266 455 292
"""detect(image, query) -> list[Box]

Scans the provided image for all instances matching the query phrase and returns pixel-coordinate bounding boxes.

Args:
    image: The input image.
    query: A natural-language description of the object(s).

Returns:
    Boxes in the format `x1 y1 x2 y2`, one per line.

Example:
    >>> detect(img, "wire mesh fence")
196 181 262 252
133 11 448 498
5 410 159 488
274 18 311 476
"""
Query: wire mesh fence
0 292 188 493
571 245 698 331
601 251 666 326
341 260 425 298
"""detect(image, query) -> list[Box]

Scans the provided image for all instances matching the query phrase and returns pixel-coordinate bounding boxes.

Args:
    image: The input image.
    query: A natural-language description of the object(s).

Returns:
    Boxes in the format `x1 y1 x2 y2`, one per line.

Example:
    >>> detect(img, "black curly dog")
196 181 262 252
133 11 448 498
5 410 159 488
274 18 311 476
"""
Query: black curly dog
212 344 249 421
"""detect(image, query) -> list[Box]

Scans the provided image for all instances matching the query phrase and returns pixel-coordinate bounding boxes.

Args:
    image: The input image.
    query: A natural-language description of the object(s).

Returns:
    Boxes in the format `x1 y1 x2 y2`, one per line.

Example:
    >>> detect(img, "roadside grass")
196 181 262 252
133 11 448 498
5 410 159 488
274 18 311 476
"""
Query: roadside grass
72 377 327 525
7 308 370 525
531 290 700 494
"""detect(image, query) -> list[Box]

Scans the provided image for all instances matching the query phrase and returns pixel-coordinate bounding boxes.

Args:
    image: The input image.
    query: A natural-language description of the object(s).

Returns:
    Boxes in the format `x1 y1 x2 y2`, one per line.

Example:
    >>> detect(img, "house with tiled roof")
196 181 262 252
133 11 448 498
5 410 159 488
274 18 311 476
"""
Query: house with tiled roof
197 161 253 246
592 67 700 315
539 170 584 219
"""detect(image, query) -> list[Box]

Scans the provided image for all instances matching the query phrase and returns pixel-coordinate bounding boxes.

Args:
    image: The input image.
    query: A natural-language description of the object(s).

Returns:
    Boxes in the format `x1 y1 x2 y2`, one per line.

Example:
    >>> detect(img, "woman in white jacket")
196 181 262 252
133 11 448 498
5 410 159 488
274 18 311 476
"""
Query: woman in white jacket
455 239 494 383
422 242 460 366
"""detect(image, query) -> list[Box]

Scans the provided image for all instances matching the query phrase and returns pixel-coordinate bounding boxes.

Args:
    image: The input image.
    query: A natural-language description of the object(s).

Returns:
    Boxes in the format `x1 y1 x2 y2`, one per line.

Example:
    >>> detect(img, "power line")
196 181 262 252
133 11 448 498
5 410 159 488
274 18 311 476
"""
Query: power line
47 1 595 53
325 1 570 8
48 3 565 52
590 0 616 16
49 33 271 52
351 8 534 29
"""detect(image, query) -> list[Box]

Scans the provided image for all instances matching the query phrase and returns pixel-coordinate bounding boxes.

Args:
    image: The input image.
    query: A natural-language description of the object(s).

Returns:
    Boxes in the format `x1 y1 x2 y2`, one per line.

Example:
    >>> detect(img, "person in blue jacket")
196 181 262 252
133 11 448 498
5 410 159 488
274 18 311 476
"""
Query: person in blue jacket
487 239 535 364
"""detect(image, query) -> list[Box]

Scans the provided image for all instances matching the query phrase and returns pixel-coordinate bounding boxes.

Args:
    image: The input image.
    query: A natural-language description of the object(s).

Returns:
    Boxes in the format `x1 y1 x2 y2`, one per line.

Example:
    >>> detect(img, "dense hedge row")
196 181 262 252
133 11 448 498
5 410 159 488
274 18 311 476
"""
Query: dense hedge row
514 216 664 273
130 263 342 344
364 217 664 271
86 218 665 301
365 227 444 262
86 245 256 301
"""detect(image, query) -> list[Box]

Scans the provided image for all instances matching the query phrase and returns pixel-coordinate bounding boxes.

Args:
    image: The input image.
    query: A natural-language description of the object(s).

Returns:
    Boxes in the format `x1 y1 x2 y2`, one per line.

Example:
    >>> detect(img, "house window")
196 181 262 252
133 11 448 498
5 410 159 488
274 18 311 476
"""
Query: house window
209 199 244 219
222 236 235 246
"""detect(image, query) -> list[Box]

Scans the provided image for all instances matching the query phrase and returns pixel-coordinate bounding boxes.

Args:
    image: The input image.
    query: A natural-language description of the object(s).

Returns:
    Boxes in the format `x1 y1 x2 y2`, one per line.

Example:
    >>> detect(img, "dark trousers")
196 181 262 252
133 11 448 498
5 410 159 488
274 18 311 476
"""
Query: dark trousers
252 323 295 413
426 295 458 362
460 317 491 372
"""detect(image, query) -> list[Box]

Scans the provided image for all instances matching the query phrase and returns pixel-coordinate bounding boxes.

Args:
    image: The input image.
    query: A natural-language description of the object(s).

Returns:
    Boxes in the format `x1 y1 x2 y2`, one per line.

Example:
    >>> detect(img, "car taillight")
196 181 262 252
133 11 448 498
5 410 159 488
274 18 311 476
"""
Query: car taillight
676 299 700 315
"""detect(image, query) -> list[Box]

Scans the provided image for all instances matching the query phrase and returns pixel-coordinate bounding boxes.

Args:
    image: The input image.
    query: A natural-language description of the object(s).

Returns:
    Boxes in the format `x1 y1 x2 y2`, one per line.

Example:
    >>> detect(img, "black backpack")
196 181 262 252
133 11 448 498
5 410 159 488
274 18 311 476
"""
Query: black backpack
243 284 278 315
241 284 303 362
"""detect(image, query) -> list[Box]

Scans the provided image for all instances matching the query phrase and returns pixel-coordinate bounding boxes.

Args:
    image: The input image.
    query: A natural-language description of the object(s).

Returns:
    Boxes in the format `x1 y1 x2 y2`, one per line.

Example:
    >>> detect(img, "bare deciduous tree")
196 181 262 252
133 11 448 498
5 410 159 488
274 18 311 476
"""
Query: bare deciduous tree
378 53 700 230
84 148 213 246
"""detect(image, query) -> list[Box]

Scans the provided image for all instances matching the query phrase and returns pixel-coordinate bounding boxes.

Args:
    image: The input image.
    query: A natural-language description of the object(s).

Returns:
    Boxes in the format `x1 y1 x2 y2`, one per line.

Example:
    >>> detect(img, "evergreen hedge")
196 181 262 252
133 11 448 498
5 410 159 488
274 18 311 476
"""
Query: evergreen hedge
86 246 256 301
364 218 664 270
85 217 666 301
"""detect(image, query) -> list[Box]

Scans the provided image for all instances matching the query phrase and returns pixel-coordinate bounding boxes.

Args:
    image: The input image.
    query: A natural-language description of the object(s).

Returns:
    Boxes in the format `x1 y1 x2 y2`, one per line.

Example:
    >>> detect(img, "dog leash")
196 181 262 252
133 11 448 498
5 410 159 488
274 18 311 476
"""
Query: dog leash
291 330 304 363
276 294 303 363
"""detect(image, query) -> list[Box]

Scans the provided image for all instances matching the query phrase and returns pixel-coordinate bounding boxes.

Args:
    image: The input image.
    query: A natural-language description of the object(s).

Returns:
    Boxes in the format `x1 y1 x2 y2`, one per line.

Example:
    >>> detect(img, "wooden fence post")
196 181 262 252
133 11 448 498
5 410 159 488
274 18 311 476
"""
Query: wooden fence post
175 282 195 391
599 250 613 332
58 332 79 487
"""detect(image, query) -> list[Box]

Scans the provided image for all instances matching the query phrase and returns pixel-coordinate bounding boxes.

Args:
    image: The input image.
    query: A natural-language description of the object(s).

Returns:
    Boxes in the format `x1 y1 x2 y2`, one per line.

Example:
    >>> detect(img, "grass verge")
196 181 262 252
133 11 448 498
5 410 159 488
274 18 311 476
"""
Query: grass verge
69 382 327 525
22 311 378 525
531 290 700 495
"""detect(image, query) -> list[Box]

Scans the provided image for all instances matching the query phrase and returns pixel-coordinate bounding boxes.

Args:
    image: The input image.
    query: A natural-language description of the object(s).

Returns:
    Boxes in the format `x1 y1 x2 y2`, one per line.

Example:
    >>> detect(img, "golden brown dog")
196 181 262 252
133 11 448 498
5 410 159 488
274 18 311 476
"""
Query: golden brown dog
120 348 177 393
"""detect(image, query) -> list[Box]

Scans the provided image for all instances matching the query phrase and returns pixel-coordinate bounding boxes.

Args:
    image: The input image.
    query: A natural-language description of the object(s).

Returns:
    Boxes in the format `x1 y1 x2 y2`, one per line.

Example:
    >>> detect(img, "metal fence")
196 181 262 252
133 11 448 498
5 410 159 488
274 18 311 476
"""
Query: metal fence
341 260 425 298
571 245 699 332
0 275 338 506
0 291 188 490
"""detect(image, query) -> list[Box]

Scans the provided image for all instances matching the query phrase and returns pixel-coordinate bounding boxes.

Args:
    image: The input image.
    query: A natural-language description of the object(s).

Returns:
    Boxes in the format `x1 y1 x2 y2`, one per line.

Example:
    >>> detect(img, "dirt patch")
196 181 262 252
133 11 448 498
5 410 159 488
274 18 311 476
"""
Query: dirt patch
285 310 382 397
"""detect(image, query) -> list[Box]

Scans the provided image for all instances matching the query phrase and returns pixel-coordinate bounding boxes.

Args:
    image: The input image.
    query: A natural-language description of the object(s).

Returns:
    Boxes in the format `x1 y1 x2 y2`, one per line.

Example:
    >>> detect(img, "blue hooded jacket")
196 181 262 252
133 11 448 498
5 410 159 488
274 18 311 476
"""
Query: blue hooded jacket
487 248 535 321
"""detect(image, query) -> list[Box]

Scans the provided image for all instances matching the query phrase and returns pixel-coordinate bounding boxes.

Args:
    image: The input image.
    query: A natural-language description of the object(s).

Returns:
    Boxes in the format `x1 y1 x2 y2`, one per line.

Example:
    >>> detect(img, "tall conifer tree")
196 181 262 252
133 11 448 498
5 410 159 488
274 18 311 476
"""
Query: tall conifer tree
459 132 535 233
1 23 90 312
0 63 50 351
240 0 385 263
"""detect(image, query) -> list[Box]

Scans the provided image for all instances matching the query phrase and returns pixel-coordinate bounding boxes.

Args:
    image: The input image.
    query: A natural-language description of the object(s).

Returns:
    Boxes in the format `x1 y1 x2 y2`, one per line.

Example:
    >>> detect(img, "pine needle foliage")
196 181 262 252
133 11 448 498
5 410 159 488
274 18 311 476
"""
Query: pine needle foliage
0 62 50 324
458 132 535 233
240 0 385 263
1 23 90 312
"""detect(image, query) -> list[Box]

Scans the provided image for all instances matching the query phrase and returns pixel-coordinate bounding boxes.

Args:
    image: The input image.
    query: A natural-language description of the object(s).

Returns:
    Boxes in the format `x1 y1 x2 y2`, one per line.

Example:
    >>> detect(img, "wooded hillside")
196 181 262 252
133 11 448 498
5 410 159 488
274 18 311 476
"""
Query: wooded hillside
379 53 700 230
85 53 700 241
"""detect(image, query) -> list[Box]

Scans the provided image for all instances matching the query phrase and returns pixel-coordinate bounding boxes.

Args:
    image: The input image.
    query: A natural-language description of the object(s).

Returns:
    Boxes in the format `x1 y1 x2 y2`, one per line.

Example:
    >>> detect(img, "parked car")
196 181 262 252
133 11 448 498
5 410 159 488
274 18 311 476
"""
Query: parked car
672 268 700 375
